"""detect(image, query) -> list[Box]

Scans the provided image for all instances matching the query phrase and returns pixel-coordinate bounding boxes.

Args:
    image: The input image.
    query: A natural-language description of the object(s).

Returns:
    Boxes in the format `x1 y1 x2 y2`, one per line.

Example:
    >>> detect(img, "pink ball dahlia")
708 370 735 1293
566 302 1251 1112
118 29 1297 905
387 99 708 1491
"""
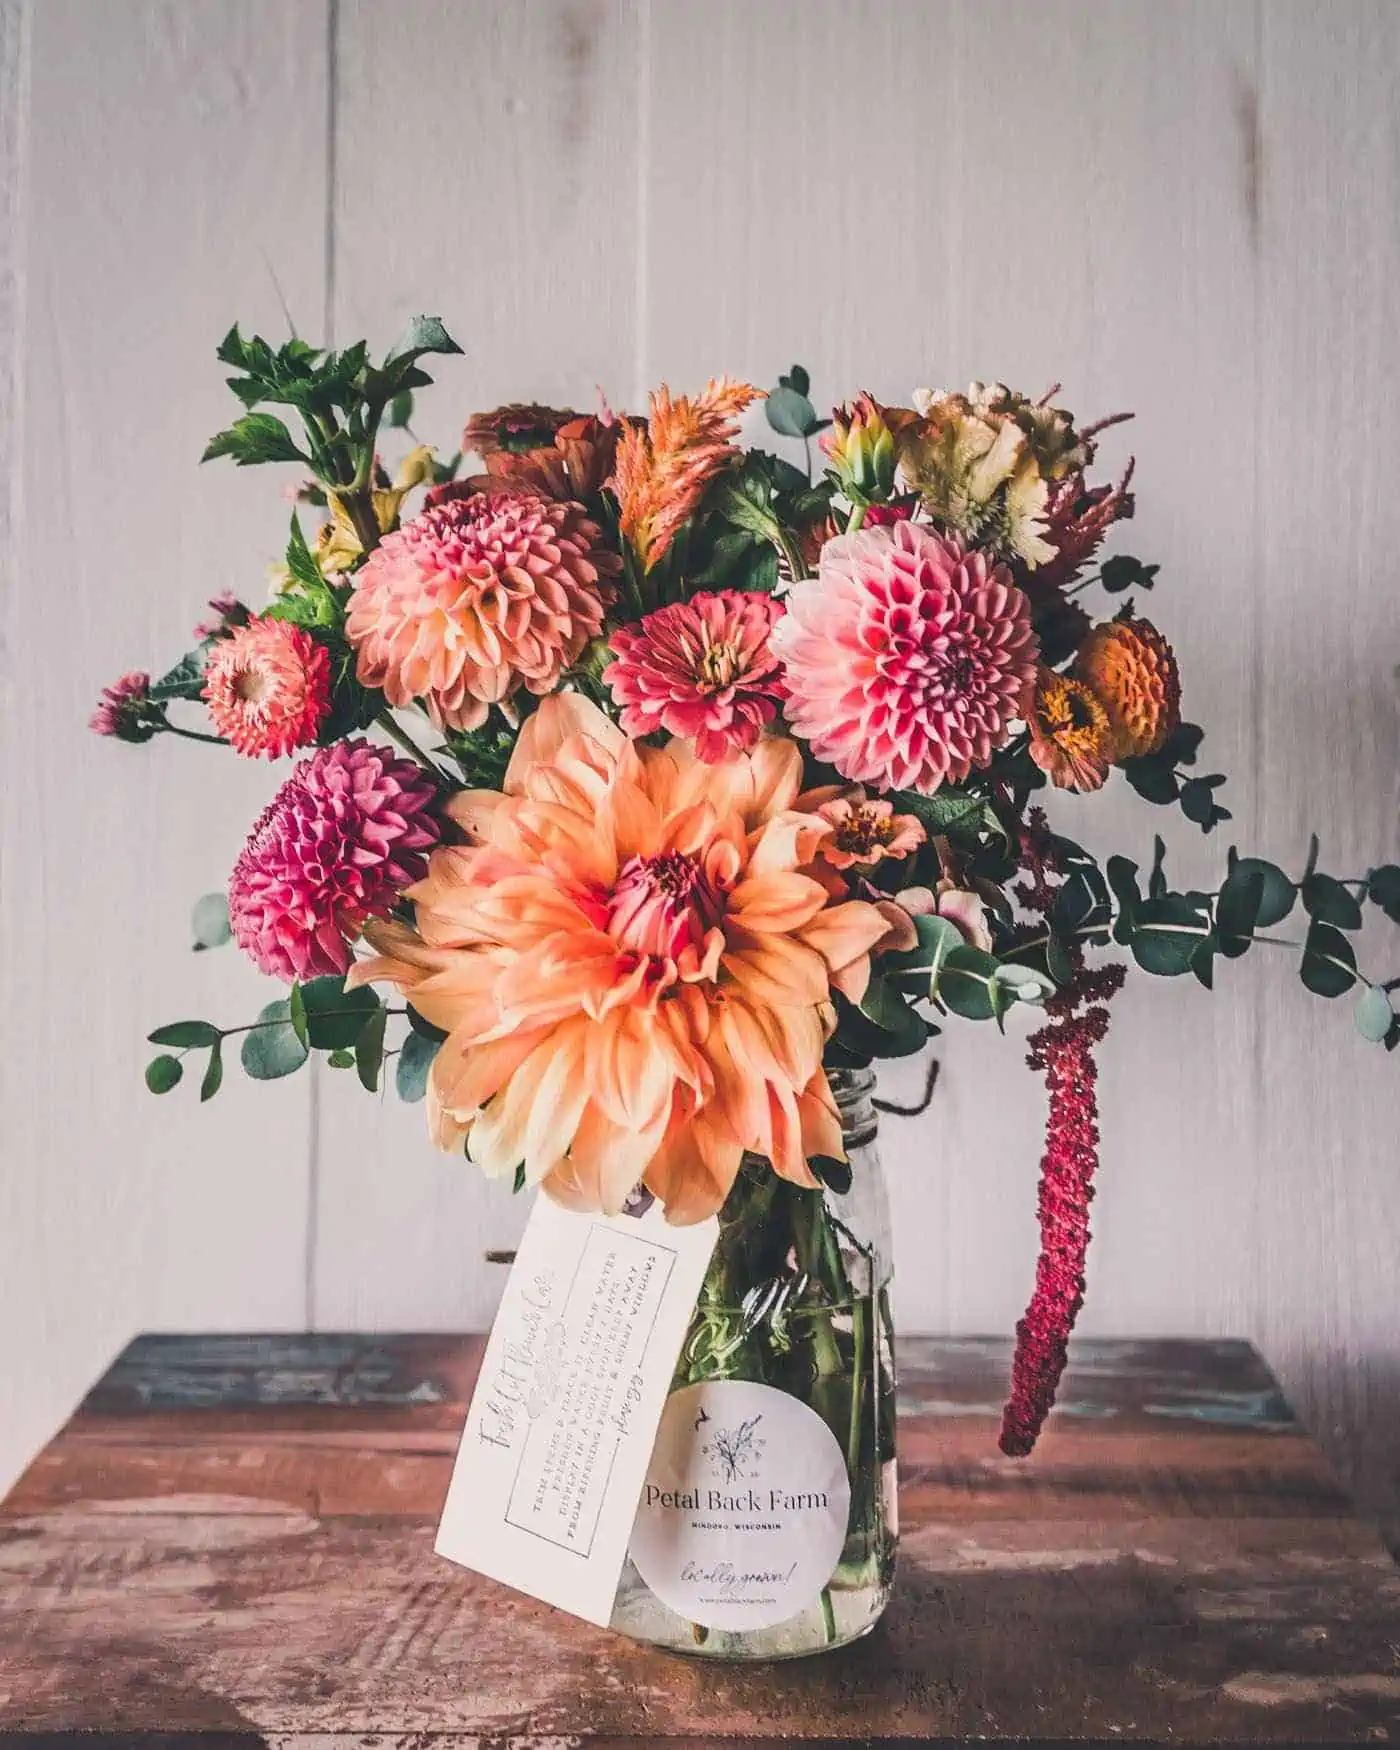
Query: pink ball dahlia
228 738 439 982
203 617 331 759
603 589 787 762
773 521 1038 792
345 488 619 732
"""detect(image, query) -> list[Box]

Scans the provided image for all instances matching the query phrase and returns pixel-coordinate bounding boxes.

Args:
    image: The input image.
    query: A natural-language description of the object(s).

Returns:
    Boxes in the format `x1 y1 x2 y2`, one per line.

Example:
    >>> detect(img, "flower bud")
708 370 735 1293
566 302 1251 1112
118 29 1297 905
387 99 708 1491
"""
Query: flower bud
821 393 897 503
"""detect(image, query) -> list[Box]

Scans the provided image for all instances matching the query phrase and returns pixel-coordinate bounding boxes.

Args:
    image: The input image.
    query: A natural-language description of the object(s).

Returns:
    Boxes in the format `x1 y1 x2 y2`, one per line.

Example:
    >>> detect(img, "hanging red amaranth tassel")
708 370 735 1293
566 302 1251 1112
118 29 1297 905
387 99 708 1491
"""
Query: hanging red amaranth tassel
997 817 1126 1458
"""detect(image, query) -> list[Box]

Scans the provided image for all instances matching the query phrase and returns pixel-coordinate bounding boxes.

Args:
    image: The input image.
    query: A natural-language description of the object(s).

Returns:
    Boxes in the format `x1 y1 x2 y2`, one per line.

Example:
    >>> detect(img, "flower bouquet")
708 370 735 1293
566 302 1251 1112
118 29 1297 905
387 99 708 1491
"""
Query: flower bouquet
98 320 1400 1658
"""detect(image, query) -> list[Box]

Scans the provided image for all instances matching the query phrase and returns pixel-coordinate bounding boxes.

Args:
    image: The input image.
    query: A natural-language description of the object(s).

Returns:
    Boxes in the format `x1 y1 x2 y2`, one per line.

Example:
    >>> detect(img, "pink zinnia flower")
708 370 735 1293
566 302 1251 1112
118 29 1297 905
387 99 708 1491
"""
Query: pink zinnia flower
203 617 331 758
90 671 154 741
773 522 1038 793
345 489 619 732
807 793 925 871
603 590 787 762
228 739 439 982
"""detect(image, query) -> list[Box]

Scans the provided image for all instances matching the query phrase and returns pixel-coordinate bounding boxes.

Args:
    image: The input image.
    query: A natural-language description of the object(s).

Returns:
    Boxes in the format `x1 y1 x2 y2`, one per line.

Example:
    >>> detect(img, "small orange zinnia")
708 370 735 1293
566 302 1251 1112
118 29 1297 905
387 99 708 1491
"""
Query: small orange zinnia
349 694 889 1225
1075 616 1181 760
612 378 762 572
1027 667 1115 793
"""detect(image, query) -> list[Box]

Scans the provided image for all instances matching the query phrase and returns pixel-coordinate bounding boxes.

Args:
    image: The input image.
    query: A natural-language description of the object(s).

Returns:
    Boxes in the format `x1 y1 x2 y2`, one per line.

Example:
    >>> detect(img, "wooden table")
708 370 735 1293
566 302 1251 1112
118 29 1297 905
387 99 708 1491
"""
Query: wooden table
2 1335 1399 1745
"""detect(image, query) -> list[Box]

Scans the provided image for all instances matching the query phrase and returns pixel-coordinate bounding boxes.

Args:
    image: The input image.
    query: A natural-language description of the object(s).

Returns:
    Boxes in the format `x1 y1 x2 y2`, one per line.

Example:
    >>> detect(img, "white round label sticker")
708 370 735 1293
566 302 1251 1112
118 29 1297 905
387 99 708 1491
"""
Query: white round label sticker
629 1379 851 1631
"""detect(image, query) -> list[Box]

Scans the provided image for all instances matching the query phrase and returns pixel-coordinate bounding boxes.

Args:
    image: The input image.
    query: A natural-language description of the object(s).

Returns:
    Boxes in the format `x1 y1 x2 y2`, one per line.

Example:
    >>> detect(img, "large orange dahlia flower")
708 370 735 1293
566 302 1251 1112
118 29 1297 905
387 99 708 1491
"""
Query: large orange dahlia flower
349 695 889 1224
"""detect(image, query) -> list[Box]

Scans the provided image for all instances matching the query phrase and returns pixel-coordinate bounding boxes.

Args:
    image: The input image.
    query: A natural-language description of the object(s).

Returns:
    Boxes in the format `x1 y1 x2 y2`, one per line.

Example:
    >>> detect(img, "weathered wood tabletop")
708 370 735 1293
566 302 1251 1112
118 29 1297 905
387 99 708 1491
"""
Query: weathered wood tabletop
2 1335 1398 1746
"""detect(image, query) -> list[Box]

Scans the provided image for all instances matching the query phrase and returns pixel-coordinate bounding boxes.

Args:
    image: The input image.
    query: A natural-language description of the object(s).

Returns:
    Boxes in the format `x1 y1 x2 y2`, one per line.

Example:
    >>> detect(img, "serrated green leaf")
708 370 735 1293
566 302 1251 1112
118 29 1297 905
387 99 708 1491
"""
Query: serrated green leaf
285 510 323 594
1355 985 1394 1043
1231 857 1295 927
355 1004 388 1092
890 786 1005 844
1301 872 1364 931
145 1055 183 1094
200 1039 224 1102
298 976 381 1049
148 1020 221 1049
396 1028 439 1102
149 651 208 704
765 384 820 438
1299 920 1357 998
190 893 231 950
202 411 307 468
714 480 780 541
241 1000 310 1080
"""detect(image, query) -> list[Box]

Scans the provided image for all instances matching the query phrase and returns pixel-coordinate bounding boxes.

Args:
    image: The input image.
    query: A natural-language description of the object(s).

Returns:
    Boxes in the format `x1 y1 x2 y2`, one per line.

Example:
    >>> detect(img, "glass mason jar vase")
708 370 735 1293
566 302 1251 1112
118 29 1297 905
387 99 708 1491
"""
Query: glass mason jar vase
611 1067 898 1659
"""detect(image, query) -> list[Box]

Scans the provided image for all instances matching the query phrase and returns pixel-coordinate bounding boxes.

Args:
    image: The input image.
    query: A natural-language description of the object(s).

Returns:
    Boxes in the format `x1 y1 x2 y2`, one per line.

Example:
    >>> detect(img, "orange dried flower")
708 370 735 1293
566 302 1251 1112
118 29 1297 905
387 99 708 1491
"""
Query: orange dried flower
1076 616 1181 759
612 378 763 571
1027 667 1115 793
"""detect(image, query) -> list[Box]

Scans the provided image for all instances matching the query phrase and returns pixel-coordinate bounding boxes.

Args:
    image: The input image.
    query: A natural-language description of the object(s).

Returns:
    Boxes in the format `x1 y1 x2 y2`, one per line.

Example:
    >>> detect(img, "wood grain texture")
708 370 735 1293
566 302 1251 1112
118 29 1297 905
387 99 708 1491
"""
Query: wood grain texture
309 0 645 1332
2 0 1399 1547
0 0 331 1499
3 1333 1400 1744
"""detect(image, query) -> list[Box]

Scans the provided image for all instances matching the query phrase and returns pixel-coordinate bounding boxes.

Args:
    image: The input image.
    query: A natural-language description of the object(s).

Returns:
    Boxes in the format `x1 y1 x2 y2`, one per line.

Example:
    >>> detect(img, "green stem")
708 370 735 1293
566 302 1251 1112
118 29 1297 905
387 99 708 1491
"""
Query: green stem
846 1298 867 1482
162 722 228 747
820 1586 837 1643
845 503 867 534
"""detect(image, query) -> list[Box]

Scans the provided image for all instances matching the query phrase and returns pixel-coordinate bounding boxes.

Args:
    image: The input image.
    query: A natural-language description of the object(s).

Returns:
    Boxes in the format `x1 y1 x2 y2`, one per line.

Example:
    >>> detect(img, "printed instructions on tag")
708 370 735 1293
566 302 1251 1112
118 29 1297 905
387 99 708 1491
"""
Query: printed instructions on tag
436 1194 718 1626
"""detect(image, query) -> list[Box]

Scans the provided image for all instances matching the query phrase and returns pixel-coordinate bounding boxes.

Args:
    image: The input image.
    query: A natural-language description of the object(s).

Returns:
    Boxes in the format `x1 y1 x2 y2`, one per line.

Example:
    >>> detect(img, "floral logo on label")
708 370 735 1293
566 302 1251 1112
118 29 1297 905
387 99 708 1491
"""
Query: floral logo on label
701 1412 766 1483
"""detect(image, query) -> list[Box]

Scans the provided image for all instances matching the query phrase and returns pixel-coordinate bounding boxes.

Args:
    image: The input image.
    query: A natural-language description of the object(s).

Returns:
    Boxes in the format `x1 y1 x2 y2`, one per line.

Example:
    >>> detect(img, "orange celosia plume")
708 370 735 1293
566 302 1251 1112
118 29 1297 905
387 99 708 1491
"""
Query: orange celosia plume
349 694 888 1224
612 378 763 572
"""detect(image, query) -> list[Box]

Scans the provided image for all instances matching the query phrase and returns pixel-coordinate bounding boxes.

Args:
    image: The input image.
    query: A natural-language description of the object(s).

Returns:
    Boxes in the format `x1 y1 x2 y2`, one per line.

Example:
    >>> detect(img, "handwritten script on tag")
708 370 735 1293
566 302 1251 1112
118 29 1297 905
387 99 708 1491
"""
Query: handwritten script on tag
436 1194 718 1625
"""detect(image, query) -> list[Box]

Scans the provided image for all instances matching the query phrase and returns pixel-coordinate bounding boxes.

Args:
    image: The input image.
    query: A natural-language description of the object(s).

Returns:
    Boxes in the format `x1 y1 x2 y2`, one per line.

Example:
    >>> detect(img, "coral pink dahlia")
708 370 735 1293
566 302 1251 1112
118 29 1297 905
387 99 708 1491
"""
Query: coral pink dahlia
773 521 1038 793
203 617 330 759
228 739 439 982
345 489 619 732
603 589 787 761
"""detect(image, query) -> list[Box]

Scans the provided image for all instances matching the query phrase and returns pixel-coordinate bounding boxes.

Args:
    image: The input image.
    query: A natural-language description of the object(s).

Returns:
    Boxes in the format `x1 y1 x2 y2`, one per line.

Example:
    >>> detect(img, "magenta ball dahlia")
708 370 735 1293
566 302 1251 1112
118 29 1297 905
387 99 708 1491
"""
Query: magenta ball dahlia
229 738 440 982
772 521 1038 792
603 589 787 762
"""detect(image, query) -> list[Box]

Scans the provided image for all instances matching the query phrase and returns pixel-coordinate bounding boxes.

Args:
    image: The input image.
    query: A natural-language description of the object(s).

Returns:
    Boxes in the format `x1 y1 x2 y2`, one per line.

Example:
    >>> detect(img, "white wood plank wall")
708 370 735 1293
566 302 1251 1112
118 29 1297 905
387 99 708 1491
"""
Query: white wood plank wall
1 0 1397 1522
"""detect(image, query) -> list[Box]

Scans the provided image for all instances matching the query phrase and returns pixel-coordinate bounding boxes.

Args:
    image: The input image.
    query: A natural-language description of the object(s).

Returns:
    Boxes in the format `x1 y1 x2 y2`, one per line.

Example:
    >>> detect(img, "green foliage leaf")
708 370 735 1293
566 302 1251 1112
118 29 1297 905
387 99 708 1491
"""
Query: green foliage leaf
1099 554 1159 594
1106 856 1141 945
149 651 208 704
386 389 415 429
288 981 309 1048
1367 864 1400 924
1355 984 1395 1044
241 1000 311 1079
202 411 308 468
934 945 1001 1020
385 315 463 367
891 786 1006 845
1130 896 1211 977
407 1004 449 1042
765 384 820 438
298 976 381 1049
1301 873 1364 931
810 1154 852 1195
327 1047 356 1069
992 963 1056 1005
1299 920 1358 998
1231 857 1295 927
856 975 930 1054
396 1028 439 1102
148 1020 221 1049
1216 868 1264 959
190 893 232 951
355 1004 388 1092
778 364 811 398
1120 756 1179 806
200 1040 224 1102
285 510 324 594
1179 776 1231 832
714 478 781 541
145 1054 183 1094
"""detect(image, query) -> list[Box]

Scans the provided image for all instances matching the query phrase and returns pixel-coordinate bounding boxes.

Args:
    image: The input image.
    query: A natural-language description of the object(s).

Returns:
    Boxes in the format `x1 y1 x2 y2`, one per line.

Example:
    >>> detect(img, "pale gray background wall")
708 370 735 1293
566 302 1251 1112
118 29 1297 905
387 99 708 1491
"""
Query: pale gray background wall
2 0 1398 1522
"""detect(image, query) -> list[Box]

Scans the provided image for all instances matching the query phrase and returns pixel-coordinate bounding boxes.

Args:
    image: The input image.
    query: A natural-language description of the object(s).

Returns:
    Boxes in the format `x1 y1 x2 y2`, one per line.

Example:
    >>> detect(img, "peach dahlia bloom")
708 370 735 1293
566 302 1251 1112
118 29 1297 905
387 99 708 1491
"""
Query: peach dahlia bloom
345 490 619 732
349 694 889 1224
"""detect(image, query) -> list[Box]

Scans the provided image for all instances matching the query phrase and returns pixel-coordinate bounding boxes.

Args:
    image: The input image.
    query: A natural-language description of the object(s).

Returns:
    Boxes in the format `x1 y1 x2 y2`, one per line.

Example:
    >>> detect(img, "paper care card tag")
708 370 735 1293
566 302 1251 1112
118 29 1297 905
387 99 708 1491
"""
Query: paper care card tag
435 1193 719 1626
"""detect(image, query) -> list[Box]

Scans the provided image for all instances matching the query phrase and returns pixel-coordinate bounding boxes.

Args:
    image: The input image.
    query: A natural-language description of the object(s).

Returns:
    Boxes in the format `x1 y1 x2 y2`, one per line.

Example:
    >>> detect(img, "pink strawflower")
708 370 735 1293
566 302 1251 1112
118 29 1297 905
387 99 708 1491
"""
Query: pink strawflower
228 739 440 982
194 592 249 640
603 590 787 761
773 522 1038 793
203 617 331 759
90 671 154 741
345 488 619 732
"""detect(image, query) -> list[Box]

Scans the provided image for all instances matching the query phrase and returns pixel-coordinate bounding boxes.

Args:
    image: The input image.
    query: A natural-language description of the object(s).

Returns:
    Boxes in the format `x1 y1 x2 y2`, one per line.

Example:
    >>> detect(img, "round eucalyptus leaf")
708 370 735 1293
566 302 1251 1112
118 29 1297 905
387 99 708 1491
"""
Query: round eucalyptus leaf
145 1055 183 1094
298 975 381 1049
190 893 232 950
1355 985 1394 1044
1299 920 1357 998
396 1029 440 1103
240 1000 310 1080
1230 858 1295 927
765 384 820 438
